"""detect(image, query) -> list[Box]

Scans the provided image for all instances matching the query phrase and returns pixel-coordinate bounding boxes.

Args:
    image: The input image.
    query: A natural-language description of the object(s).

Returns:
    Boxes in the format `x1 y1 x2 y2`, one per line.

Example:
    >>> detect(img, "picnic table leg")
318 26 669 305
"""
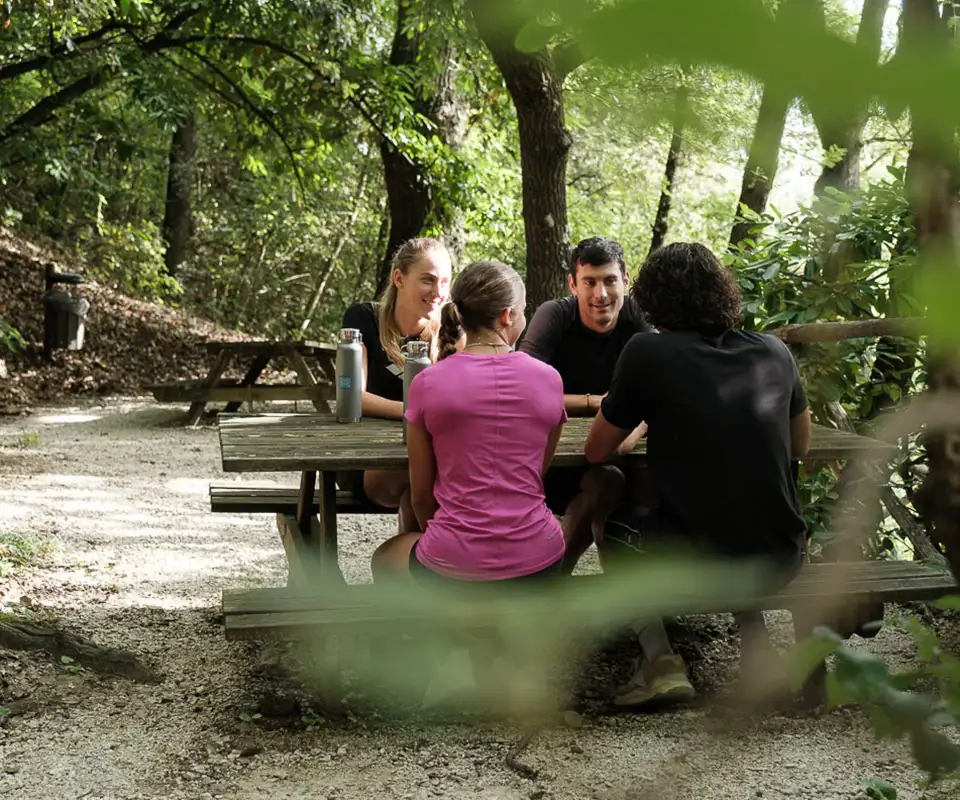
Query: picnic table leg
297 470 317 537
318 471 344 583
223 351 272 413
184 350 233 426
289 351 332 414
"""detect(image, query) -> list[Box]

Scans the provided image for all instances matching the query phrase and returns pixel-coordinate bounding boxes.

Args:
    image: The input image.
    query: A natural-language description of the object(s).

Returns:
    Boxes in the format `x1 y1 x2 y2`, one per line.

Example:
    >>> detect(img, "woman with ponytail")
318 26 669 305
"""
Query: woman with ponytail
371 260 567 586
338 237 452 530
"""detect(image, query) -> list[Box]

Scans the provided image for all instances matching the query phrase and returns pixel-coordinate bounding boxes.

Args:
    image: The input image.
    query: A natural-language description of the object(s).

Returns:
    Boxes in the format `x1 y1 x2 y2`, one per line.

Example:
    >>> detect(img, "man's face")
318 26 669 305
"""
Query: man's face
568 260 627 333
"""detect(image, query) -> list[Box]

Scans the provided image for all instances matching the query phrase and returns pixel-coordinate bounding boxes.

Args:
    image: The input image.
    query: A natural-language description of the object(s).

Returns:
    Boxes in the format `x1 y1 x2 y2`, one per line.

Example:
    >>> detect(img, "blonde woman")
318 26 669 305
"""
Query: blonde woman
338 238 453 530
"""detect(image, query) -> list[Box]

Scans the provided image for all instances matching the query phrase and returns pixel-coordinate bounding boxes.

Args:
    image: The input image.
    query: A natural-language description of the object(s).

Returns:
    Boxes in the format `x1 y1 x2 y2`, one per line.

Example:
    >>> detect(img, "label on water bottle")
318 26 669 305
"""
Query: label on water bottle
338 376 352 390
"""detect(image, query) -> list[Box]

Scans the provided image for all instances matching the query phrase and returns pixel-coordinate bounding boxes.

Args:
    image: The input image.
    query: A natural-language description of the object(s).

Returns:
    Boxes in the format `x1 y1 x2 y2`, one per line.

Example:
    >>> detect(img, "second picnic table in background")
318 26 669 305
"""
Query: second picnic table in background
150 339 337 425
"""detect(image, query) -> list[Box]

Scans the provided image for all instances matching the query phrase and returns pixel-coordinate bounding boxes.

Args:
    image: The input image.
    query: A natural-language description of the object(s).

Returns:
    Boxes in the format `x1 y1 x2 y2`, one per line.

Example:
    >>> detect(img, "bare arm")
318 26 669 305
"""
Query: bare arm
357 343 404 420
541 423 564 476
791 408 813 458
564 392 606 417
585 409 634 464
406 420 438 529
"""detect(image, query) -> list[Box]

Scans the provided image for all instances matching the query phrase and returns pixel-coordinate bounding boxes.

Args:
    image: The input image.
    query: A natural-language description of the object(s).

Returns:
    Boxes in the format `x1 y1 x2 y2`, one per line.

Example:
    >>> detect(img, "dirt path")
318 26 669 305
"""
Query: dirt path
0 399 952 799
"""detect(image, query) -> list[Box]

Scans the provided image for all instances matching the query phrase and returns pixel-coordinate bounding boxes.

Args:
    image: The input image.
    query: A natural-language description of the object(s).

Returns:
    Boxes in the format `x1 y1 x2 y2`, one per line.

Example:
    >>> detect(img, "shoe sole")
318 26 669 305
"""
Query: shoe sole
613 683 696 709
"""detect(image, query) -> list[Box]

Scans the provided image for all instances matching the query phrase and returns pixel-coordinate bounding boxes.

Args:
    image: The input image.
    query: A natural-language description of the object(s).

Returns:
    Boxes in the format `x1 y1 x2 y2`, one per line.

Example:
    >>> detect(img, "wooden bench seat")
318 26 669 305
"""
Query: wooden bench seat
151 380 333 405
221 559 959 641
209 482 384 515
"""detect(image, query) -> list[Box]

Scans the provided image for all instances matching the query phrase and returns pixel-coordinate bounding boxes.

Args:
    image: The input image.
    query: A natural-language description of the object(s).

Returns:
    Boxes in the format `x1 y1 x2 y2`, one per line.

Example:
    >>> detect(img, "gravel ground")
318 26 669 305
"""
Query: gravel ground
0 398 955 800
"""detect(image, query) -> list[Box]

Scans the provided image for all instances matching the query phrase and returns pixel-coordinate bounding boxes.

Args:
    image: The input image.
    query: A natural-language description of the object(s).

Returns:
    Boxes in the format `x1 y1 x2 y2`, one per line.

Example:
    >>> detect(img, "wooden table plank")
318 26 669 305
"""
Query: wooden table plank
218 413 898 473
205 340 336 357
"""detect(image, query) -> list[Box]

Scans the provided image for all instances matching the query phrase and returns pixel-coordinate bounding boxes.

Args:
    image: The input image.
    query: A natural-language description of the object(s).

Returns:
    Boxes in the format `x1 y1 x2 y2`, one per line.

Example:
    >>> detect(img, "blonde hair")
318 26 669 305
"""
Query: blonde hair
438 260 524 360
378 237 448 366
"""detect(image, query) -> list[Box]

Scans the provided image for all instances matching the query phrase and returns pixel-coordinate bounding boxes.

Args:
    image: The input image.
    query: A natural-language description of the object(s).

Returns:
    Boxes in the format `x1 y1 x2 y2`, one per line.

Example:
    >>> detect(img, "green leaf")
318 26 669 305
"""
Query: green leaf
514 21 558 53
60 654 75 665
933 594 960 611
0 706 9 718
904 617 941 662
784 628 841 690
865 777 898 800
915 257 960 348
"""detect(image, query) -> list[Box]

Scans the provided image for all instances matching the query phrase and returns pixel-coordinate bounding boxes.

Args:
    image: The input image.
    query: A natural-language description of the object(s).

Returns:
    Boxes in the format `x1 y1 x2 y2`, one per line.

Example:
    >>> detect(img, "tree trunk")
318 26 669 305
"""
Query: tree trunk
813 0 888 197
161 113 196 279
728 85 790 250
648 83 688 257
900 0 960 582
375 0 464 297
468 0 575 312
729 0 820 251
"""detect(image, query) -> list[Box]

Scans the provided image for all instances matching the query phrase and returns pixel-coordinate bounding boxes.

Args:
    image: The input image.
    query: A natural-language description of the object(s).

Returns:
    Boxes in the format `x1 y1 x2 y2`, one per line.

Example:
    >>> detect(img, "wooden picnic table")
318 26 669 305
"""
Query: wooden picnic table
151 340 337 426
218 413 899 583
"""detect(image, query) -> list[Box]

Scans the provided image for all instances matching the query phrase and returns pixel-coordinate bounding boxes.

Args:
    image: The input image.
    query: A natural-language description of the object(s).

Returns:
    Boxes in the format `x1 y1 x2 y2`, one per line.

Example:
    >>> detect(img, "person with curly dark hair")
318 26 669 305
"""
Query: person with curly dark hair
584 241 813 709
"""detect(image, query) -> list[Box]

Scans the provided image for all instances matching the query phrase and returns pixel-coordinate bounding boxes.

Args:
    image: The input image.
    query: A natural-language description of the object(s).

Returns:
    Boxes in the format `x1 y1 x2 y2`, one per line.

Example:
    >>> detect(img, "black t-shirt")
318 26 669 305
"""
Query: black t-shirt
519 296 654 395
341 301 422 403
601 329 808 564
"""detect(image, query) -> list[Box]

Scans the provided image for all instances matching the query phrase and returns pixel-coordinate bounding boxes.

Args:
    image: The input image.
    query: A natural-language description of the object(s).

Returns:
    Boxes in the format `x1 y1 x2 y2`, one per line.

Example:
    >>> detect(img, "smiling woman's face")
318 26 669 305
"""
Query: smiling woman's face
395 248 453 320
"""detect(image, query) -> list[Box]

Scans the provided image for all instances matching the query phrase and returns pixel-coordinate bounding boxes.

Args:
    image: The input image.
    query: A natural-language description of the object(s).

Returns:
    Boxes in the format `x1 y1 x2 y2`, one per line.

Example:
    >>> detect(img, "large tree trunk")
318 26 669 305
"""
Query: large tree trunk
468 0 574 311
648 83 688 257
901 0 960 581
375 0 464 297
813 0 888 197
729 0 822 251
161 113 196 279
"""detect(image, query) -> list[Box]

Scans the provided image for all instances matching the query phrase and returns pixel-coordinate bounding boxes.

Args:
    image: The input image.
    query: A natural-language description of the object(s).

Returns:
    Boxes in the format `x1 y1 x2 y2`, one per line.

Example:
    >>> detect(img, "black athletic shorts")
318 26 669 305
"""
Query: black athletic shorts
408 539 563 595
595 505 804 594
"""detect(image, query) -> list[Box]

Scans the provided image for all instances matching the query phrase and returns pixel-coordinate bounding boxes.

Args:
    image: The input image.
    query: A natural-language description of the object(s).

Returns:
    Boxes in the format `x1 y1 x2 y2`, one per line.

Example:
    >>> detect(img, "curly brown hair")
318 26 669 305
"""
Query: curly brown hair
632 242 741 336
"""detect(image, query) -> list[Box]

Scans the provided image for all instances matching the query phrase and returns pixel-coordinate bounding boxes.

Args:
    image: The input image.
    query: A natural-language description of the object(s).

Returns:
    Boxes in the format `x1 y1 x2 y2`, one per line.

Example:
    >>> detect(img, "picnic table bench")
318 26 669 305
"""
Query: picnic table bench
215 412 958 705
150 340 337 426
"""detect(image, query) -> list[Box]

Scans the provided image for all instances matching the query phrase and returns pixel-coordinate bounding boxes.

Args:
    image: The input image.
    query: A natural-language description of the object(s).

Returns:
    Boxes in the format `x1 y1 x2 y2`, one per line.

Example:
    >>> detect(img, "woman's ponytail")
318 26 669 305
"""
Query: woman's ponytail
437 302 463 361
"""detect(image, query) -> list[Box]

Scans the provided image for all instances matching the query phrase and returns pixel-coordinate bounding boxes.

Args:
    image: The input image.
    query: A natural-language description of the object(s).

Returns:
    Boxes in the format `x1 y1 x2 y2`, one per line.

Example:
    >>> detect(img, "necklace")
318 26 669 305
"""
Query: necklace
463 341 511 351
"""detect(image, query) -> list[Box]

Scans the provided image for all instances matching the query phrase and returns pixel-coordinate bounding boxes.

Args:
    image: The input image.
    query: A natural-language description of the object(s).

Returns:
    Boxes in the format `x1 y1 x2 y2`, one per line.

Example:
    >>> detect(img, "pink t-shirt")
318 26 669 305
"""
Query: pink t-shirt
404 351 567 580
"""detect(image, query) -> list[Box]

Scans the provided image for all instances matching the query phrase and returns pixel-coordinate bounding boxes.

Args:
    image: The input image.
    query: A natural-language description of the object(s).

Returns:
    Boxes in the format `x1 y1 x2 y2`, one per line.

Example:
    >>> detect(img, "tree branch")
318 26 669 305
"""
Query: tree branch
0 8 205 146
552 38 588 82
769 317 924 344
0 69 111 145
880 486 946 564
179 45 306 196
0 20 123 83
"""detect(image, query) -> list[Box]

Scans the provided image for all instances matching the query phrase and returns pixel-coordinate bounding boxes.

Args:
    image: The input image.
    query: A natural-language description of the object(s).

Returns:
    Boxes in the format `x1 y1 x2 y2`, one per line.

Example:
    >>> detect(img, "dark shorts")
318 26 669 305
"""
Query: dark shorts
595 505 804 594
408 540 563 595
542 465 590 516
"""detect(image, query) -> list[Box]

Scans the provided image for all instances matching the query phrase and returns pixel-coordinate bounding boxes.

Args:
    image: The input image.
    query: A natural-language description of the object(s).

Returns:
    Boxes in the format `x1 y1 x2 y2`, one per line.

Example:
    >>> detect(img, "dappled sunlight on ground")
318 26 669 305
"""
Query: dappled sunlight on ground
0 397 953 800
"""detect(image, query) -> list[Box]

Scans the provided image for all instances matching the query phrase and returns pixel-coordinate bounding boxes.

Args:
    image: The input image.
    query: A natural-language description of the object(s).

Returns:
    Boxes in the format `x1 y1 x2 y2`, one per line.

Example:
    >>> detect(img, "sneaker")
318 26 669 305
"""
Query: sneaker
613 654 695 708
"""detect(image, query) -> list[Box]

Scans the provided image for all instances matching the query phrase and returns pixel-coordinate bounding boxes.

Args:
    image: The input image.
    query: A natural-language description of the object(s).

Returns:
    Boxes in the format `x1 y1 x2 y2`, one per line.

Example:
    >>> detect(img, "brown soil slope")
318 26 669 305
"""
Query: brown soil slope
0 228 247 413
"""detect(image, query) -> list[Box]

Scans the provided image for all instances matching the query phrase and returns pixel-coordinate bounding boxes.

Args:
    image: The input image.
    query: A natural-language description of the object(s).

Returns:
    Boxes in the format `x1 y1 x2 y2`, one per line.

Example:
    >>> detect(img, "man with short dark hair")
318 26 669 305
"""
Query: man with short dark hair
585 241 812 707
520 236 652 573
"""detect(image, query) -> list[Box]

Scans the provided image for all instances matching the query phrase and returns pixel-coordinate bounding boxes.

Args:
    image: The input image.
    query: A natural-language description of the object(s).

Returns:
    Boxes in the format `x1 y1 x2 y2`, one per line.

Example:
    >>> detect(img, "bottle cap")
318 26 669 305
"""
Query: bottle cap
404 340 429 359
339 328 362 344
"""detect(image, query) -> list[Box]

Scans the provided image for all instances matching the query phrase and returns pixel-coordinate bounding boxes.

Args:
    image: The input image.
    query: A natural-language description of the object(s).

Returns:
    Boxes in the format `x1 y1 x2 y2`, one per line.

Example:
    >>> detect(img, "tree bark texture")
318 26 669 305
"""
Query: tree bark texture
813 0 889 197
375 0 463 297
161 113 197 279
729 0 824 251
468 0 573 312
648 84 688 257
